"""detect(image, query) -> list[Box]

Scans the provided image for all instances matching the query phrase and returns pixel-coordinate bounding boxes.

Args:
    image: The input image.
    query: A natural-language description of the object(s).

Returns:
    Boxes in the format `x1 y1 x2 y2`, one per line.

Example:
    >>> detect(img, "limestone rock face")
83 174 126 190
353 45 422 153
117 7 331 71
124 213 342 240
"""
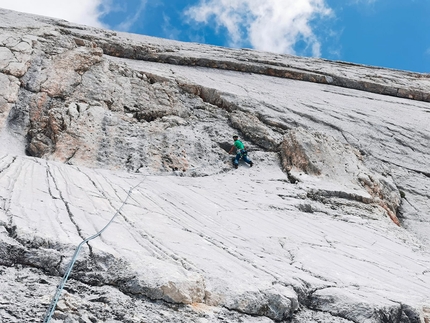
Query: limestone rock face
1 8 430 323
280 128 401 225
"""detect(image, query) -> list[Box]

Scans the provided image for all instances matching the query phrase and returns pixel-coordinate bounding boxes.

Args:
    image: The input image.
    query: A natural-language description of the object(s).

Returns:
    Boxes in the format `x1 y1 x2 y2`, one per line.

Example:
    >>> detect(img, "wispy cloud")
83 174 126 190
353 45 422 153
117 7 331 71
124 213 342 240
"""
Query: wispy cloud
185 0 333 56
0 0 152 32
162 13 181 40
0 0 108 28
114 0 148 32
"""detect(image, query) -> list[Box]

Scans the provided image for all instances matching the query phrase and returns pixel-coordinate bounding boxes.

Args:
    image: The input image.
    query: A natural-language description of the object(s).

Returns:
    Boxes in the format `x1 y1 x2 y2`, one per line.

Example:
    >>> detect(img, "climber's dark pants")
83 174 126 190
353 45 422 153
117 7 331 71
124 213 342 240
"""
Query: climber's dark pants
234 150 252 166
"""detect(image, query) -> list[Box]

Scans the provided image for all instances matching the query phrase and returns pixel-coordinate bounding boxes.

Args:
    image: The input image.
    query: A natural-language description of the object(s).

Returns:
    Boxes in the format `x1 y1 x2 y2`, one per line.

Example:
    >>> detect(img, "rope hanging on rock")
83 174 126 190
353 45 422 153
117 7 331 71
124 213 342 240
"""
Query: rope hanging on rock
43 180 143 323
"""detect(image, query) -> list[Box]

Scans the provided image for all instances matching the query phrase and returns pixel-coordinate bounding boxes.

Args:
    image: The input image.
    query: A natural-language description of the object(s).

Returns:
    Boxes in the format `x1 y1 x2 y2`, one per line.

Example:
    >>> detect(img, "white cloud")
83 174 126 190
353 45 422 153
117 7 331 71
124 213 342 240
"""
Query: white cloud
0 0 108 28
114 0 148 31
162 13 180 40
185 0 332 56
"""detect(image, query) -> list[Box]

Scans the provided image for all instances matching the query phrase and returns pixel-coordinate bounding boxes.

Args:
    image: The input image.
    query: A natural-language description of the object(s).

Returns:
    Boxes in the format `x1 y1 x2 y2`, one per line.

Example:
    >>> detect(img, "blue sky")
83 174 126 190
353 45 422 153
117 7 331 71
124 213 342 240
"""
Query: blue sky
1 0 429 73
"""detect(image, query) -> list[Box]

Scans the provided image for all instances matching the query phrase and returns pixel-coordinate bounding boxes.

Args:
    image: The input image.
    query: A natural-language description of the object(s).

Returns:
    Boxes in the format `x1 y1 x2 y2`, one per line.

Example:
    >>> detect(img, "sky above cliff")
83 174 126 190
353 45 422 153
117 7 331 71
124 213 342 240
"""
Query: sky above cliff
0 0 429 73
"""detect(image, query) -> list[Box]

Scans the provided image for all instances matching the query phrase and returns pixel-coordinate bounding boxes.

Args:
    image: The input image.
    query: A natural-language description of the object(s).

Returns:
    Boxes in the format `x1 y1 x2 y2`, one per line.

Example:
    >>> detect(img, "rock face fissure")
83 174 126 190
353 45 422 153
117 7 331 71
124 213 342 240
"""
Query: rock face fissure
45 163 87 243
376 155 430 179
0 155 16 174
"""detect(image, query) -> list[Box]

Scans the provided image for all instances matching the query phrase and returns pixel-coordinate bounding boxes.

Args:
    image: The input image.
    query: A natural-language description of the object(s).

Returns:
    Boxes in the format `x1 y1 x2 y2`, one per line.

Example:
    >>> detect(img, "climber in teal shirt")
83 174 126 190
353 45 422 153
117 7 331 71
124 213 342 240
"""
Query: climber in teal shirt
228 135 253 169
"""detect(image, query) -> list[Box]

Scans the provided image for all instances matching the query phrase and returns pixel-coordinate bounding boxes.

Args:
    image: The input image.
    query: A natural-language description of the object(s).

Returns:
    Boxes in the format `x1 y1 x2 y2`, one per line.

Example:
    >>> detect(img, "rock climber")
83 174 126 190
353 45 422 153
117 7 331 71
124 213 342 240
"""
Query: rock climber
228 135 253 169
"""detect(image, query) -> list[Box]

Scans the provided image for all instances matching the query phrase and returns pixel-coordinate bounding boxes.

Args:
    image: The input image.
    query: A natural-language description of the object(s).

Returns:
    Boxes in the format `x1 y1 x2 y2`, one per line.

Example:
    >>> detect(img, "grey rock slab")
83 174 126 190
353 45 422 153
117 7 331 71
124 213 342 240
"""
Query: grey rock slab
309 287 423 323
0 47 15 69
1 153 430 322
0 265 275 323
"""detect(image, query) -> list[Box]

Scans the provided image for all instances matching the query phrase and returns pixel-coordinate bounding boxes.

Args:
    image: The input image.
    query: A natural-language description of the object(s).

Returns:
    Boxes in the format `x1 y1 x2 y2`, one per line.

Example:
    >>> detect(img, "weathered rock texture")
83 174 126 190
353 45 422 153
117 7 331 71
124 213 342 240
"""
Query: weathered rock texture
0 8 430 323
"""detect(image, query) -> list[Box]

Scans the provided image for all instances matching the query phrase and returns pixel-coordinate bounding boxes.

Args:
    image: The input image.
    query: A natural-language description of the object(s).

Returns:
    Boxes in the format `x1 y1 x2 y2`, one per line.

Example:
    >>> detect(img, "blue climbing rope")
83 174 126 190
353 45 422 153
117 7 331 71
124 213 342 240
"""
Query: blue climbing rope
43 181 142 323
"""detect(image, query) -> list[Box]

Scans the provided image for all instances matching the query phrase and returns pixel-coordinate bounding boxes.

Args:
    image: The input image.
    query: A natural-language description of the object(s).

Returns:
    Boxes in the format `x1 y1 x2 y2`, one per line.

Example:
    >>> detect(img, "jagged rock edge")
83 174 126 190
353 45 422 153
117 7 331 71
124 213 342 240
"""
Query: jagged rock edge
65 31 430 103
